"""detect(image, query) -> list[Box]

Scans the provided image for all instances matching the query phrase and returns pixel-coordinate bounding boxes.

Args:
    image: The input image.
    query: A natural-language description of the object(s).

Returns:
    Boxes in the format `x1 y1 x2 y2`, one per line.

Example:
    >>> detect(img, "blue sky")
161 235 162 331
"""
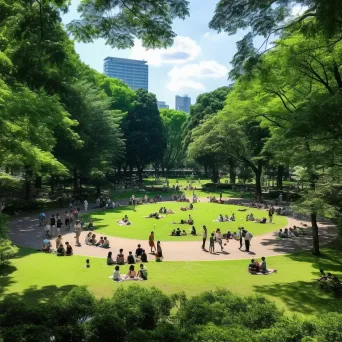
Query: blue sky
62 0 244 109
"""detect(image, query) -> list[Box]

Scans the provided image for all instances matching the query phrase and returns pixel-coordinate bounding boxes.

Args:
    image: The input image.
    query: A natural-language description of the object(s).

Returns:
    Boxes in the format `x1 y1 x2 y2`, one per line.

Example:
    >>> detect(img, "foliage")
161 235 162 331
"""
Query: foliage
68 0 190 49
123 89 166 180
1 286 342 341
0 239 18 265
160 108 188 171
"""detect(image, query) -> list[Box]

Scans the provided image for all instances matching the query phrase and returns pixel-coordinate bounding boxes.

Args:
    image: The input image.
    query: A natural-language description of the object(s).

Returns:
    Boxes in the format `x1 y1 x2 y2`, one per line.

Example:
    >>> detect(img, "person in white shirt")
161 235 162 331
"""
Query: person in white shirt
215 228 224 251
244 230 253 252
113 265 121 282
84 200 88 211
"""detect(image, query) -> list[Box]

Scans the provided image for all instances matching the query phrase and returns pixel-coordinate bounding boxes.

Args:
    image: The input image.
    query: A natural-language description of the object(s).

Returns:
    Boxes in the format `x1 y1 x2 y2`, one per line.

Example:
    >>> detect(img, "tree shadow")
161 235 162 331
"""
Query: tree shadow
259 225 337 254
1 285 77 306
254 280 342 315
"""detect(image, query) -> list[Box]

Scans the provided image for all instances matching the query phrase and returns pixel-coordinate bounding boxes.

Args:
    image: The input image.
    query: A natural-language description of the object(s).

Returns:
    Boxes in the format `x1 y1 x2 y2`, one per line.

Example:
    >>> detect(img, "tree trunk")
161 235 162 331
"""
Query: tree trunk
210 165 219 183
254 161 263 201
137 167 143 182
96 184 101 197
35 176 42 189
277 165 284 190
73 169 79 192
311 212 320 256
24 167 33 200
229 168 236 184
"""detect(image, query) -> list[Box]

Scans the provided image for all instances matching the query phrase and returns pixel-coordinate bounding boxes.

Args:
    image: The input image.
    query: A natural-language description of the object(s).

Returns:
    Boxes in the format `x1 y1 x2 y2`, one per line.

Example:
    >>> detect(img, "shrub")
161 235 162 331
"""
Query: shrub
0 238 19 265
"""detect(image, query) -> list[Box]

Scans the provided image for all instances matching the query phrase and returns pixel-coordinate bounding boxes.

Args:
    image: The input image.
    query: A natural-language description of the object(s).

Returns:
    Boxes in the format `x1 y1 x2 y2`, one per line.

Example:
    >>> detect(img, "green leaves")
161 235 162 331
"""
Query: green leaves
67 0 190 49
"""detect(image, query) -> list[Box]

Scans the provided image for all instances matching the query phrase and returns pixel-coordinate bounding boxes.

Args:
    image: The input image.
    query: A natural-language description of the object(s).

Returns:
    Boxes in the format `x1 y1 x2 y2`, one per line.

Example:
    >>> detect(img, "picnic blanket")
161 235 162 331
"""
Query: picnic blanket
249 269 277 275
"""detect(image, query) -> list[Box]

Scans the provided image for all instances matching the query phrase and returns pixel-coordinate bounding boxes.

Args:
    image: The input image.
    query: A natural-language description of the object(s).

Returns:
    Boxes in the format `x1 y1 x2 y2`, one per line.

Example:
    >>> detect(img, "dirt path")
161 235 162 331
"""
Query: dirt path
8 199 337 261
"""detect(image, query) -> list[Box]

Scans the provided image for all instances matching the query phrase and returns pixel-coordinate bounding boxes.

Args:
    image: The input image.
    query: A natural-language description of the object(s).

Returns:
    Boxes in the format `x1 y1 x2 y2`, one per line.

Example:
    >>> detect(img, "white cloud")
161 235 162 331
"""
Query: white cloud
129 36 201 67
203 32 210 38
167 60 229 92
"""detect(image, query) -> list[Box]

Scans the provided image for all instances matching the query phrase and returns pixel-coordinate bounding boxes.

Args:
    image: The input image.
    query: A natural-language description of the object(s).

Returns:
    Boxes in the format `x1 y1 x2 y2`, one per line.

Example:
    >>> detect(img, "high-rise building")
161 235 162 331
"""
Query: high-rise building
157 101 169 109
103 57 148 91
175 95 191 113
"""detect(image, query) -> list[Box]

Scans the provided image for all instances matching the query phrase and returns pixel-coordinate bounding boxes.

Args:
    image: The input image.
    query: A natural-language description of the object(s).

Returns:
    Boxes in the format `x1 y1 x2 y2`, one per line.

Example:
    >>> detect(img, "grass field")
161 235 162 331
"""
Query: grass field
81 203 287 241
1 242 342 316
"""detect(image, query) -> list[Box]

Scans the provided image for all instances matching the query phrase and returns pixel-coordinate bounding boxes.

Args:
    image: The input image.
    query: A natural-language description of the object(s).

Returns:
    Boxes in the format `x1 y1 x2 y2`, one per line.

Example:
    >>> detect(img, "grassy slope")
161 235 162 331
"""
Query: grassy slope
1 242 342 316
81 203 287 241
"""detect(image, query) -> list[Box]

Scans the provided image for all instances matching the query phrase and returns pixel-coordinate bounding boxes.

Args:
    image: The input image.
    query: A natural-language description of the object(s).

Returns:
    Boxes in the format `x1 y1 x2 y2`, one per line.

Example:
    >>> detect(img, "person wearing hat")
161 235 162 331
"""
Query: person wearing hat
74 219 82 246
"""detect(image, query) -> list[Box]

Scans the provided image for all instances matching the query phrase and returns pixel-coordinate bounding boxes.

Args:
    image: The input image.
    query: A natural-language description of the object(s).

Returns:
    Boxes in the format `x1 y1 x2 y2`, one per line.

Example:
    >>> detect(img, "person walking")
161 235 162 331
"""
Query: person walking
84 199 88 212
149 231 156 254
216 228 224 251
64 211 70 231
74 220 82 246
50 214 56 237
56 217 63 235
202 226 207 250
244 230 253 252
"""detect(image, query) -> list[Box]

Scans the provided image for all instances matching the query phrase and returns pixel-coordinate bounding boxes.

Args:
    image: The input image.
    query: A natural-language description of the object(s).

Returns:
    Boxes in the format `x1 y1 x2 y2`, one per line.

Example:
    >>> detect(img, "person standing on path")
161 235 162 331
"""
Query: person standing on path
149 231 156 254
238 227 244 250
64 211 70 231
244 230 253 252
156 241 163 261
50 214 56 237
84 200 88 212
269 205 274 223
219 192 222 201
74 220 82 246
56 217 63 235
202 226 207 250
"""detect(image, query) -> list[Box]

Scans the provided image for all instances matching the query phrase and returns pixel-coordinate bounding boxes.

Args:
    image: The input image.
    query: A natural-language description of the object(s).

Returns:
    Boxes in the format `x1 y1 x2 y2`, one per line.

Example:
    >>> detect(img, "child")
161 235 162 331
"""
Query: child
113 265 121 282
209 233 215 254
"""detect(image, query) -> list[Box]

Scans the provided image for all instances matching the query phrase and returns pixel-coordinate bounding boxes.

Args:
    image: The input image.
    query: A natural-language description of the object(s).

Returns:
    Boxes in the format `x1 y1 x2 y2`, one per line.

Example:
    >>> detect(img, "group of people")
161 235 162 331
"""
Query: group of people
278 227 303 238
117 215 131 226
246 213 267 224
85 233 110 247
112 264 148 282
96 197 121 209
40 235 73 256
248 257 275 274
317 269 342 291
107 245 149 265
215 213 235 222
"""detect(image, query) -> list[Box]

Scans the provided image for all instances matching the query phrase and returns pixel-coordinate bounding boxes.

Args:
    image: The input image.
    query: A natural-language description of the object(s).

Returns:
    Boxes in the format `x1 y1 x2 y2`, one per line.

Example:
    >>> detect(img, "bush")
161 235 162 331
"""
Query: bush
0 239 19 265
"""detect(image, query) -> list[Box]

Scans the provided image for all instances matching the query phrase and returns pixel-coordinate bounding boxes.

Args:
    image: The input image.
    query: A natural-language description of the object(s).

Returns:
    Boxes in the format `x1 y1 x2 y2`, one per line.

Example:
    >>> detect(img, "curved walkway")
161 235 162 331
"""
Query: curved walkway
8 200 337 261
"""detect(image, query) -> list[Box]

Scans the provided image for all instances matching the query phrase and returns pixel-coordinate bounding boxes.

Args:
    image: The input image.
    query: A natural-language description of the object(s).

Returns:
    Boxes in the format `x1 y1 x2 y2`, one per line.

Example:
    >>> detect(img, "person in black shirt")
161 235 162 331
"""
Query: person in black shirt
56 217 63 235
50 215 56 236
140 249 148 262
135 244 143 258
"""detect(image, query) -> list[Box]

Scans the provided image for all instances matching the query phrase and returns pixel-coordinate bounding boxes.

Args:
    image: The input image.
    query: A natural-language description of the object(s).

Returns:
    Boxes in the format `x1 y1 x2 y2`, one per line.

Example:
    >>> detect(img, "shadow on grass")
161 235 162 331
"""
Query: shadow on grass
1 285 77 306
254 280 342 315
259 225 337 254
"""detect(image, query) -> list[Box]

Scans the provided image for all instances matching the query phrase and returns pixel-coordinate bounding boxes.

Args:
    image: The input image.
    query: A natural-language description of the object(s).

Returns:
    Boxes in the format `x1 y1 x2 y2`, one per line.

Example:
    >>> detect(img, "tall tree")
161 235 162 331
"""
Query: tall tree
160 109 187 174
123 89 166 181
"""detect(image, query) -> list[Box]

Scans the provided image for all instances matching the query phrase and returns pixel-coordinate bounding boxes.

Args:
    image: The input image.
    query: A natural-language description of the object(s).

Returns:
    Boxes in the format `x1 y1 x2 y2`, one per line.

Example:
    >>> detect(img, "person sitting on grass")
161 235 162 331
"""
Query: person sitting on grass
248 259 258 274
89 234 97 245
260 256 276 274
42 239 52 253
140 249 148 263
96 237 105 247
256 217 267 224
57 243 65 256
189 203 194 210
126 265 137 279
230 213 236 221
116 249 125 265
65 242 73 256
85 232 92 245
171 229 176 236
135 244 143 259
190 226 197 235
88 218 94 231
167 209 175 214
137 264 148 280
113 265 121 282
127 251 135 264
107 251 115 265
181 229 187 236
176 228 181 236
218 214 223 222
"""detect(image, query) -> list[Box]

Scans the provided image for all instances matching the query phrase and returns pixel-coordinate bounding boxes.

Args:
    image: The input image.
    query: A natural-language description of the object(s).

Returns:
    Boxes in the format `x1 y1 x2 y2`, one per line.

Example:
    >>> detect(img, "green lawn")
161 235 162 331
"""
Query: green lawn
82 203 287 241
1 242 342 316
